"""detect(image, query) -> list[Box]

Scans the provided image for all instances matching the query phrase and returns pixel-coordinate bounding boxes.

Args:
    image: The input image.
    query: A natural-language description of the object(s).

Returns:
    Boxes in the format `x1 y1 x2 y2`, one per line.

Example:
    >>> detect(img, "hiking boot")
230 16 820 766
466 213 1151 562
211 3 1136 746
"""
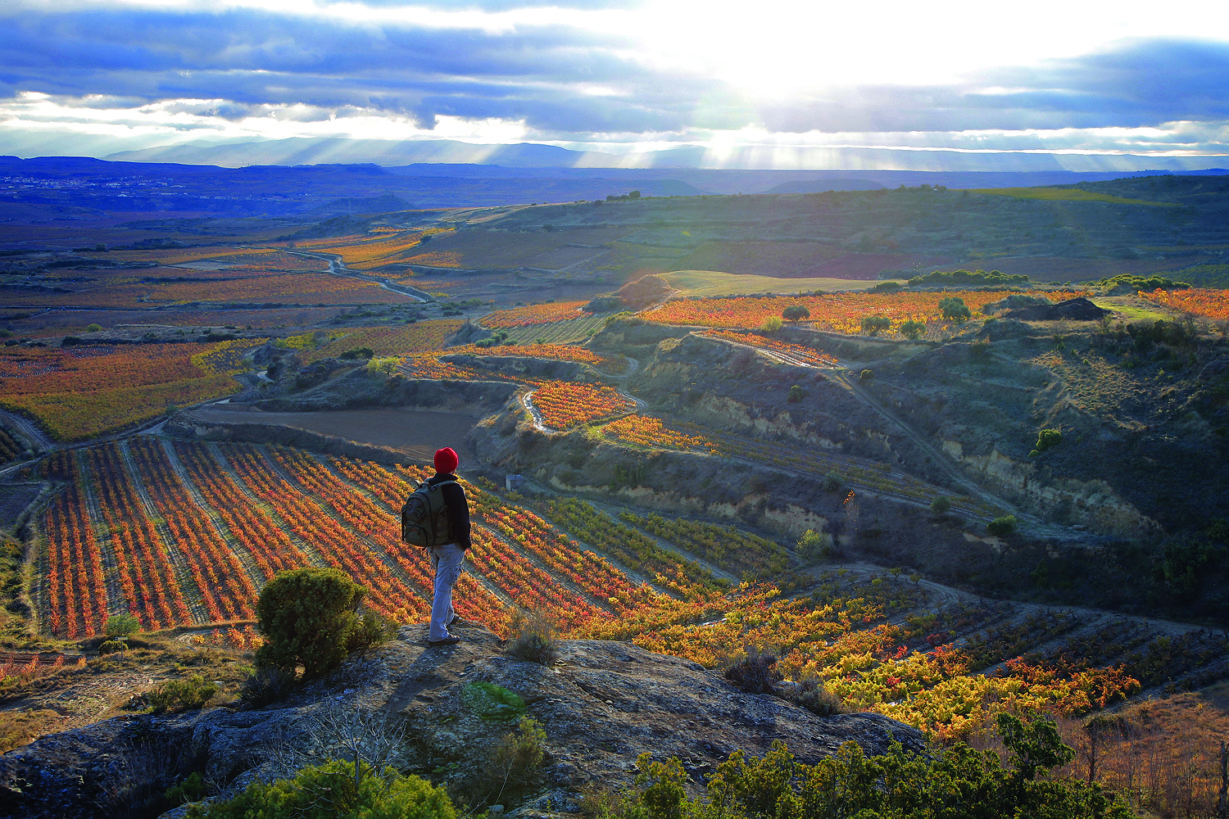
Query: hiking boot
427 635 461 647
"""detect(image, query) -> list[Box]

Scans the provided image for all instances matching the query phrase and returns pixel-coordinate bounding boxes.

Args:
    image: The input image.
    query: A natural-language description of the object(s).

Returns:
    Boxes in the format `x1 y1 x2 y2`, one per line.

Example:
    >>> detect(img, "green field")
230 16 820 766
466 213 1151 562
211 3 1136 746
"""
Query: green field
501 314 610 344
972 187 1171 206
662 270 905 297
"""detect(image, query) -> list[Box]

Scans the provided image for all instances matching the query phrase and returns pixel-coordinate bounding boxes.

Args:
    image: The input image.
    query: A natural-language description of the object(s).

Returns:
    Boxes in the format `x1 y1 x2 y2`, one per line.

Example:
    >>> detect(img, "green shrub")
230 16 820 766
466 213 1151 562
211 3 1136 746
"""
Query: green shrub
988 514 1019 537
255 567 375 679
347 609 396 653
145 675 219 713
184 759 457 819
930 496 952 515
104 612 141 638
99 639 128 655
484 717 547 806
860 315 891 335
238 664 298 709
364 356 400 377
786 384 804 403
1033 428 1062 455
593 714 1135 819
796 529 832 563
900 319 926 340
939 296 972 322
165 772 207 807
760 316 783 333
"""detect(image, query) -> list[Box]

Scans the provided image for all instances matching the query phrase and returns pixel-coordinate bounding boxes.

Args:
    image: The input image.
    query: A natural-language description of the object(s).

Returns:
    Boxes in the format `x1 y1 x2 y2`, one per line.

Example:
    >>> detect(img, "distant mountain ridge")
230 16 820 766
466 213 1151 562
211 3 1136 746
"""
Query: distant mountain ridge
3 153 1229 213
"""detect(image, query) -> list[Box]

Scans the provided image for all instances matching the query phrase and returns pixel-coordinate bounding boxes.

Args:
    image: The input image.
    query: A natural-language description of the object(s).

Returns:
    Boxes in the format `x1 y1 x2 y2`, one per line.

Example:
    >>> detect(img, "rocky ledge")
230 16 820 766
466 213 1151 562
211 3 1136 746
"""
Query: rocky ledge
0 626 923 819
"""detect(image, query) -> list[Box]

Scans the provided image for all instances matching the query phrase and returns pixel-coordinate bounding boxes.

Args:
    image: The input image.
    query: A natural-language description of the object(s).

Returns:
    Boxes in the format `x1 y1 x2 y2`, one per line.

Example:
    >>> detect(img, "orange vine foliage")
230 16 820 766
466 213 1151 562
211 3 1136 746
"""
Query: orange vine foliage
530 381 635 429
301 321 464 363
602 414 719 453
480 301 594 328
1140 287 1229 321
701 330 840 366
643 289 1087 335
294 229 448 270
0 342 252 440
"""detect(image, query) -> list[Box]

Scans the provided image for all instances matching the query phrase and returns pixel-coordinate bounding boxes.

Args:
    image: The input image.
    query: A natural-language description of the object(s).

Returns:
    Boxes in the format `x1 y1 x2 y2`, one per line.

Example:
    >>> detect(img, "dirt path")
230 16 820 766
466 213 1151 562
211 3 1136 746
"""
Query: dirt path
285 249 430 302
715 333 1077 539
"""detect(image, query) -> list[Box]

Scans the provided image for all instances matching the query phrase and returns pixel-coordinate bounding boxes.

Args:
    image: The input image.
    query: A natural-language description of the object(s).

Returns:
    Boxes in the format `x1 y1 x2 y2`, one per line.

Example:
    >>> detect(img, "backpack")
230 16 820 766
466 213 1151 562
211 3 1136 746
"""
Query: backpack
400 478 458 548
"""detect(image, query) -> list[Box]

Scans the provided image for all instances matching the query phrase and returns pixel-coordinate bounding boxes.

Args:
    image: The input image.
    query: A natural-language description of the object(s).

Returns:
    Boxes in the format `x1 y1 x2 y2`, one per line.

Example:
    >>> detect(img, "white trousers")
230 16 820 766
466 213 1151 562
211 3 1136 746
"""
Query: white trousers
428 542 466 640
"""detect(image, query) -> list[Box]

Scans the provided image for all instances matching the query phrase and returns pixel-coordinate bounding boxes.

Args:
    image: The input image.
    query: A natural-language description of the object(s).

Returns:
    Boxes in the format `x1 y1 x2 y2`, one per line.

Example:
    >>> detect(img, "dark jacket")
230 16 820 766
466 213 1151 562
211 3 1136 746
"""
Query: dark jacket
428 472 471 549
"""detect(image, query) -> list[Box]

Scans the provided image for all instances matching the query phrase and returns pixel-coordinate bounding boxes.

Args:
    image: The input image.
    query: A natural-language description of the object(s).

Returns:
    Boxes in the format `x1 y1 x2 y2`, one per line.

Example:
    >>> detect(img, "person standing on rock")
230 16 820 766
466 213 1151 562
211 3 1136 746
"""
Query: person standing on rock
426 446 471 647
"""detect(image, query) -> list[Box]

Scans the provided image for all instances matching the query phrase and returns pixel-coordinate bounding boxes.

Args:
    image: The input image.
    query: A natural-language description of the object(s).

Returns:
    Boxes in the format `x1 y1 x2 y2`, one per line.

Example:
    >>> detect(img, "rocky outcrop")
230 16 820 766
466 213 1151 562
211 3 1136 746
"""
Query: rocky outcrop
0 627 923 819
1002 297 1109 322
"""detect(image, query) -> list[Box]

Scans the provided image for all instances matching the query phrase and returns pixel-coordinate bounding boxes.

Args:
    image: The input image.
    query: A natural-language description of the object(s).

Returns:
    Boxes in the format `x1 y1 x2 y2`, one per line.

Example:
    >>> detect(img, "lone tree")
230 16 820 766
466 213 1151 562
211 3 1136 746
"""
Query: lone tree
782 304 811 324
939 296 972 322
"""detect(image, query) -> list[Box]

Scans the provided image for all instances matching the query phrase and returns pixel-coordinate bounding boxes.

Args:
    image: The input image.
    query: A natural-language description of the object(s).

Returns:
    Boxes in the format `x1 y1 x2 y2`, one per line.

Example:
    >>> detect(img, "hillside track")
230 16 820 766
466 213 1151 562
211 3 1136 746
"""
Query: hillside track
285 249 430 302
715 332 1076 540
0 410 51 455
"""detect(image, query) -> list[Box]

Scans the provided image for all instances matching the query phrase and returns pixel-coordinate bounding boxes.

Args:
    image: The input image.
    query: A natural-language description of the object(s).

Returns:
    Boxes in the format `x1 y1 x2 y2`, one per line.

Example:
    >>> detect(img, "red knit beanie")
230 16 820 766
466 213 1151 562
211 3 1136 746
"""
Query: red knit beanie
434 447 459 474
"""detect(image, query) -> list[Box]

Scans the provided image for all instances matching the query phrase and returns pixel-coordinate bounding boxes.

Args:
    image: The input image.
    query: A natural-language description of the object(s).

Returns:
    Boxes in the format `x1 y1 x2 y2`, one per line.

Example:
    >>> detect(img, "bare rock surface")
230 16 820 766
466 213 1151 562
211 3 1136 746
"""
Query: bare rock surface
0 626 923 819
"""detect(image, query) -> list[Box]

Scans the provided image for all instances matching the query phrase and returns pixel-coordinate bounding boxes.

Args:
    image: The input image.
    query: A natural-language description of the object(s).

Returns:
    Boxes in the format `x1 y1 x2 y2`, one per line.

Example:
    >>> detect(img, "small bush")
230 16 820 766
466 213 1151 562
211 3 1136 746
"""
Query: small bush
930 496 952 516
485 717 547 806
796 529 832 563
861 315 891 335
255 567 373 679
724 648 781 695
145 675 219 714
1033 428 1062 454
760 316 783 333
184 759 457 819
788 678 845 716
504 614 559 666
165 772 207 807
364 356 399 377
104 612 141 638
346 609 395 653
239 664 299 709
988 514 1019 537
939 296 972 322
99 639 128 655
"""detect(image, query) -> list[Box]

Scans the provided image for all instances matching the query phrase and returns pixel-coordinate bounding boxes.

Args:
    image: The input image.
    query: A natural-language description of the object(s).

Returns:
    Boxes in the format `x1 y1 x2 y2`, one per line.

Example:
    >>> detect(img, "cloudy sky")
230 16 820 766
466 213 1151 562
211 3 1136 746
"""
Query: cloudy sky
2 0 1229 170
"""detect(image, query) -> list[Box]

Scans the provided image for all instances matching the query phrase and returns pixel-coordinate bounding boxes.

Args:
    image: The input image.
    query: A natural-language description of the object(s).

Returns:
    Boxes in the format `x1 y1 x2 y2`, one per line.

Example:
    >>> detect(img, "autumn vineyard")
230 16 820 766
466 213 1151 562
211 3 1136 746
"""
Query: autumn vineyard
5 173 1229 818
